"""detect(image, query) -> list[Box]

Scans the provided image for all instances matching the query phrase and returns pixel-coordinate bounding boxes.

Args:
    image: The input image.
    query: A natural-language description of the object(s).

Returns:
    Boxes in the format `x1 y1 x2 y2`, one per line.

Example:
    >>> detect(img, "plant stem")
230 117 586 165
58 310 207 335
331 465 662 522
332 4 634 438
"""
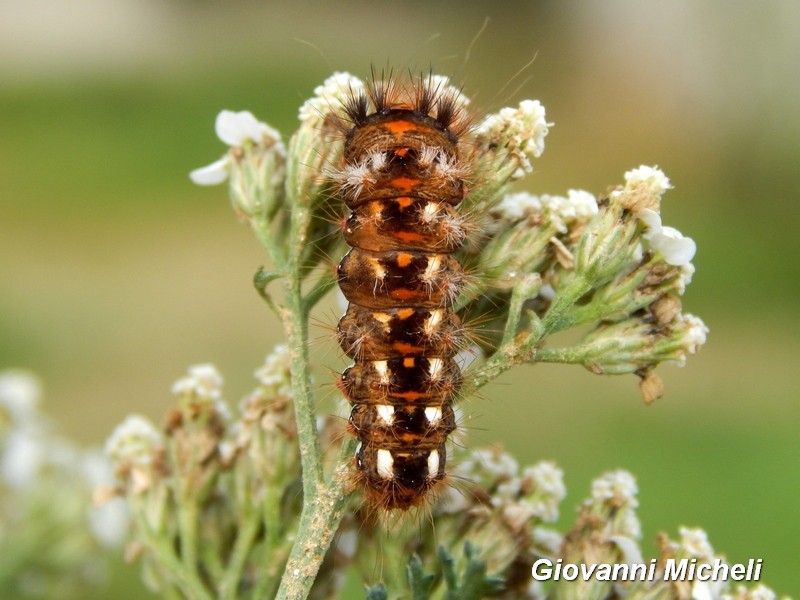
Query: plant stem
280 279 324 497
275 442 356 600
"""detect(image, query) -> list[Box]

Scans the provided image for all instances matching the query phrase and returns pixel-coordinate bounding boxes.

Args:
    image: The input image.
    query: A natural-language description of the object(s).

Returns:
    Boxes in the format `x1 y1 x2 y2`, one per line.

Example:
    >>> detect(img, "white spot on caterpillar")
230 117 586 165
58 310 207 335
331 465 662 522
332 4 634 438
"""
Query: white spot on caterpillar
427 449 440 477
424 406 443 424
376 449 394 479
372 311 392 325
421 201 440 223
428 357 444 379
373 360 390 384
376 404 395 424
424 309 443 333
369 256 386 280
420 255 442 290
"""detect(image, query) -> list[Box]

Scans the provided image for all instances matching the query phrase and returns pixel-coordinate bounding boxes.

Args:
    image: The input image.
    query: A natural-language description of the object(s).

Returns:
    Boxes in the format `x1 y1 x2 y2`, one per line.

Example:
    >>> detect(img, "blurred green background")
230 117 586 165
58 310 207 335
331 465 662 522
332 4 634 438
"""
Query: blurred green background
1 0 798 596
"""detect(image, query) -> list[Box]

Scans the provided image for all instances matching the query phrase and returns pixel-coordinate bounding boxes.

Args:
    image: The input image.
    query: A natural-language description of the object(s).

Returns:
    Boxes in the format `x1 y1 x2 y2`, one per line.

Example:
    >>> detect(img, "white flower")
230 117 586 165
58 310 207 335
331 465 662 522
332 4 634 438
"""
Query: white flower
454 447 519 487
255 345 291 388
190 110 284 186
0 370 42 426
624 165 672 197
524 462 564 493
531 527 562 554
475 99 551 178
427 74 471 111
171 363 224 401
214 110 276 147
88 496 129 548
563 188 600 219
682 314 709 354
678 526 715 560
189 156 230 185
298 71 365 125
0 428 45 488
492 191 542 221
83 448 131 547
725 584 778 600
637 208 697 266
438 485 471 514
492 190 597 233
105 414 161 466
591 470 639 508
609 534 644 565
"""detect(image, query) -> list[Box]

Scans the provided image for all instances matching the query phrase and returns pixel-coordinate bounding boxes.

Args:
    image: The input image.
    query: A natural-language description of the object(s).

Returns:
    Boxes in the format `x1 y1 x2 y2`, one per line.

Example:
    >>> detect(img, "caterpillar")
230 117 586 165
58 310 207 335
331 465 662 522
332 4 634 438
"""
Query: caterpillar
334 74 471 510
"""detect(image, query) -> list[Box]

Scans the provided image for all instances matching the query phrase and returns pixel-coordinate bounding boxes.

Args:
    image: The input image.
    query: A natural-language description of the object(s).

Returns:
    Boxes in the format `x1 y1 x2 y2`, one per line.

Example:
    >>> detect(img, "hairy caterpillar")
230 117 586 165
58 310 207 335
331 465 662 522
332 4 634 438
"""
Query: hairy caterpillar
334 74 471 510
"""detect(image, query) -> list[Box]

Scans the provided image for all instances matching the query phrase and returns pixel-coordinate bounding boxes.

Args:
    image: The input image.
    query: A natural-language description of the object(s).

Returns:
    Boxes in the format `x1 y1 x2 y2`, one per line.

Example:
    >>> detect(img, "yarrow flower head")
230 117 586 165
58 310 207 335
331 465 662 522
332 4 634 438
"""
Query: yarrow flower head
0 369 41 429
298 71 365 126
492 189 598 233
591 469 639 509
253 344 293 399
427 73 471 112
475 99 551 179
624 164 672 197
669 313 710 365
104 414 161 467
172 363 224 402
588 470 641 540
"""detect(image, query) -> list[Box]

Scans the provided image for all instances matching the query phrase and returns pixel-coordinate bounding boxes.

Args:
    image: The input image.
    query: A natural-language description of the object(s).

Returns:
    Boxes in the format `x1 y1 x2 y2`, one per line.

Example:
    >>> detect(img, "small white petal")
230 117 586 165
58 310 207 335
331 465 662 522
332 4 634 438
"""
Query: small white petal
215 110 264 146
636 207 663 233
650 229 697 266
609 534 644 565
189 156 230 185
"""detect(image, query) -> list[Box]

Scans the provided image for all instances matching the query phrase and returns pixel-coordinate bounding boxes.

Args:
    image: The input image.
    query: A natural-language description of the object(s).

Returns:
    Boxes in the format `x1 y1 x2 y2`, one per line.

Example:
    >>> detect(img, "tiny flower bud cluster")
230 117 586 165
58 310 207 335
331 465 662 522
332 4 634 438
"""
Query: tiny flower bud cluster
474 99 551 180
298 71 365 126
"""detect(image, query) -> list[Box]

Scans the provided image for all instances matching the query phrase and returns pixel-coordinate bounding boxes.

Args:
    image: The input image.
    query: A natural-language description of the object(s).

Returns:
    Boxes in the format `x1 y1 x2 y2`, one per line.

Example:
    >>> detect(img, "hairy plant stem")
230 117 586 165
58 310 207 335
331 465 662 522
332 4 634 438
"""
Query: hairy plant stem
270 130 357 598
275 443 356 600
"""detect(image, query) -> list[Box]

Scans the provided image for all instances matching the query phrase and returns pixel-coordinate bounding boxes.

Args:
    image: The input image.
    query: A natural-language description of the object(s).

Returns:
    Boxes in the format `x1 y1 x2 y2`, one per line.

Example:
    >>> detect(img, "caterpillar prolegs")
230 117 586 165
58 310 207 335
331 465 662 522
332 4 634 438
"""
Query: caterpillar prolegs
334 76 471 510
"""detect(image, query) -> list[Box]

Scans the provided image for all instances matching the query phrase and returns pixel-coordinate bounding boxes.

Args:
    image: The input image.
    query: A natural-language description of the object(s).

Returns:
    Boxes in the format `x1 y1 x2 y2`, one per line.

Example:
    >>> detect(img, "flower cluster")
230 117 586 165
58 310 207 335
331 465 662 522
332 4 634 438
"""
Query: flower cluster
0 370 126 598
474 99 551 180
94 69 789 600
103 348 302 599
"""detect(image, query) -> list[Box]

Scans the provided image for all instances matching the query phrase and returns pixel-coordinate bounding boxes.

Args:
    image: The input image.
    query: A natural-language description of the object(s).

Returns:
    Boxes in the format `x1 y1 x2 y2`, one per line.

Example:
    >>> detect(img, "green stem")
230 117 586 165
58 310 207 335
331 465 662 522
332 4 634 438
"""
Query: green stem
281 280 323 496
136 506 214 600
219 510 261 600
275 440 356 600
535 347 587 365
541 273 593 333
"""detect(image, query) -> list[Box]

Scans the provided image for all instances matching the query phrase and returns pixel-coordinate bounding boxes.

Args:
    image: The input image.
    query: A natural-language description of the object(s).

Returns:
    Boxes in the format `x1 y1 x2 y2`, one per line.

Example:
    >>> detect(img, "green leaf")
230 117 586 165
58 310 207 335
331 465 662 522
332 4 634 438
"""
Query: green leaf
364 583 388 600
440 542 504 600
253 267 281 312
407 554 435 600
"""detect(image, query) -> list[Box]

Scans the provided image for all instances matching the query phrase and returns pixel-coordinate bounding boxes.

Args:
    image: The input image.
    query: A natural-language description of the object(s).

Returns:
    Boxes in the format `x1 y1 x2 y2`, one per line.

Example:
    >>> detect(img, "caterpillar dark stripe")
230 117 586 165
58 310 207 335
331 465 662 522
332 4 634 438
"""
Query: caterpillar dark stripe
334 75 470 510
